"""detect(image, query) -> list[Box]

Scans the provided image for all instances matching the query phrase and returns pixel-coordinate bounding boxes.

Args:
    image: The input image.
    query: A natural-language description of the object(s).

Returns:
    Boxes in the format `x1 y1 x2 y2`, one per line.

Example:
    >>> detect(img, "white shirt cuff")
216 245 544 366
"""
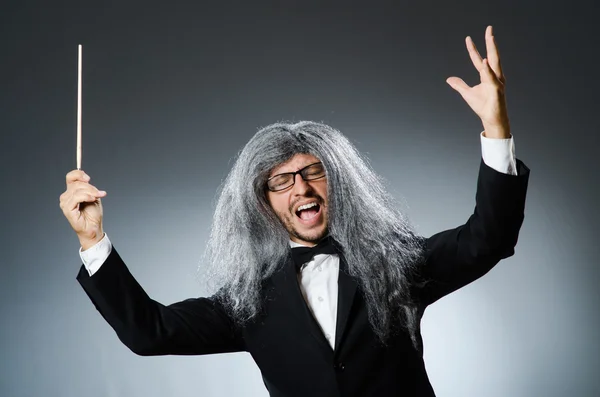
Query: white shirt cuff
79 233 112 276
480 131 518 175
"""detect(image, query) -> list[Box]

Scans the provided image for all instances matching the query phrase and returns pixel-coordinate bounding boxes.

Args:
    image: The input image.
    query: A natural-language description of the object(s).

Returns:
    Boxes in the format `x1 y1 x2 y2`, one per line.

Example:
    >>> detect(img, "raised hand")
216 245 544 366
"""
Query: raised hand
446 25 510 139
59 170 107 250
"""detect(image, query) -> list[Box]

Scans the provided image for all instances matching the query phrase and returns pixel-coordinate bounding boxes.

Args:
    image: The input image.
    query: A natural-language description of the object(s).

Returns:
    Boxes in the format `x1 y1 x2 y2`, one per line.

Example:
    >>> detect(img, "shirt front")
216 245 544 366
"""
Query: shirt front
289 240 340 349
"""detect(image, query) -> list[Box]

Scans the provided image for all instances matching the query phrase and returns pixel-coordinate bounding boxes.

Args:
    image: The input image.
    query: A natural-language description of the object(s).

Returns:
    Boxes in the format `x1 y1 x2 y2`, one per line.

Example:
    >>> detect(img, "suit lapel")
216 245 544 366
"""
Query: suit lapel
270 257 333 358
269 253 359 355
334 254 357 351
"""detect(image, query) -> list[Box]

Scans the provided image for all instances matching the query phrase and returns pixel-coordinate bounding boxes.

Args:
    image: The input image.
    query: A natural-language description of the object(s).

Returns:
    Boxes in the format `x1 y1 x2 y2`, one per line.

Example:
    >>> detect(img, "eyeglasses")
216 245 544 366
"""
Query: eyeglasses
266 162 326 192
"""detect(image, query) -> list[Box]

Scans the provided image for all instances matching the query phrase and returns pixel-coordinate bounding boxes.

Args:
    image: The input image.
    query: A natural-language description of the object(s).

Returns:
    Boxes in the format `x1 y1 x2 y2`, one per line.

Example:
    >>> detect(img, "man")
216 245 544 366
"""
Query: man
60 26 529 396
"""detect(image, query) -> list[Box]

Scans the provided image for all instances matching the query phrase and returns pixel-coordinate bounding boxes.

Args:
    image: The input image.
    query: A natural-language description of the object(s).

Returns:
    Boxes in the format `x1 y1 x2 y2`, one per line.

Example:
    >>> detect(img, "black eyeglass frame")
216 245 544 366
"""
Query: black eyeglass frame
266 162 326 192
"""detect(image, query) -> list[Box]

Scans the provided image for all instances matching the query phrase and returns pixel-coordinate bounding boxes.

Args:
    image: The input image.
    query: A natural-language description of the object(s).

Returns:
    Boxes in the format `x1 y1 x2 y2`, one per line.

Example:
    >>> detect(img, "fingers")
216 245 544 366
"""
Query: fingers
64 188 103 212
466 36 484 72
445 76 470 97
64 170 106 198
465 26 505 87
60 185 106 212
480 59 502 87
66 169 90 185
485 25 505 83
60 170 107 212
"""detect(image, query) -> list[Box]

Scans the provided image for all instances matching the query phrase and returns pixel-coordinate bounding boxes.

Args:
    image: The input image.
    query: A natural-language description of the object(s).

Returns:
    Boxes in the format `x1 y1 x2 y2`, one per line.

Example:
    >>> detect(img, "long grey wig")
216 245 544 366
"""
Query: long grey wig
203 121 427 347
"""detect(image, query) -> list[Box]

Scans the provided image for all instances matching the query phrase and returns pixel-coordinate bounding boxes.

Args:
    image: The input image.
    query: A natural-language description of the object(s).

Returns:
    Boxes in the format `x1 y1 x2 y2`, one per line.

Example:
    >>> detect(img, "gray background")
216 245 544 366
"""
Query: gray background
1 1 599 396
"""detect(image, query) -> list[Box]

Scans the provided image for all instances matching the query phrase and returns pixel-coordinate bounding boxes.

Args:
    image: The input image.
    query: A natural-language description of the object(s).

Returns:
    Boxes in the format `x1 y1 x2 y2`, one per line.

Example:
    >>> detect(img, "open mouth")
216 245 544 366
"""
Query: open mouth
295 202 321 222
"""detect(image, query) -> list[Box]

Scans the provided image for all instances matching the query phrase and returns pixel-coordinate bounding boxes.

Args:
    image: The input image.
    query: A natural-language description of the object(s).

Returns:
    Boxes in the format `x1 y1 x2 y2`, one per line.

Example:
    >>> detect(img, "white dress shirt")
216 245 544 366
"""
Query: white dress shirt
290 240 340 349
79 132 517 350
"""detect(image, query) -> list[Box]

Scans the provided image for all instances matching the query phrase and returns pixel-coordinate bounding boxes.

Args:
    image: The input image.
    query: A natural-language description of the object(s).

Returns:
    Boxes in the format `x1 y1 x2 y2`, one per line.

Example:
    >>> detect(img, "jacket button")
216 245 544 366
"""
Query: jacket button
335 363 345 371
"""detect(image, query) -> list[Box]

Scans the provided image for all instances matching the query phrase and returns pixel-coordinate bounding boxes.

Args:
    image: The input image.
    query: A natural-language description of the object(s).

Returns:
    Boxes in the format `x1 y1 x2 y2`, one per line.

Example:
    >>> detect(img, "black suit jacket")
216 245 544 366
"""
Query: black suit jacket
77 158 530 397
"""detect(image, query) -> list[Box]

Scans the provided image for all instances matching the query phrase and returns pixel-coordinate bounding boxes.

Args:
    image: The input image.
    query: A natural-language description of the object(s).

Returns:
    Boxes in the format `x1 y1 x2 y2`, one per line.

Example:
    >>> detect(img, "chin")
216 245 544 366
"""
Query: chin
293 225 328 244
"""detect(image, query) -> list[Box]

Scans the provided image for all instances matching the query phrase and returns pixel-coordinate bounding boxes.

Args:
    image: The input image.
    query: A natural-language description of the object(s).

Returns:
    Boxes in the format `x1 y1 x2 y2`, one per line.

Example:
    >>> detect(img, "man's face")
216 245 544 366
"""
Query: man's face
266 153 328 247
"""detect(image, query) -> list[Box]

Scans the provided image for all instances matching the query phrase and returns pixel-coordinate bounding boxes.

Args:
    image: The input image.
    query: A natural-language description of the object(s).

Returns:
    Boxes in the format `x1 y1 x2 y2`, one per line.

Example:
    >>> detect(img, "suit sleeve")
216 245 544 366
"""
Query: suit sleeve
416 157 530 306
76 247 245 356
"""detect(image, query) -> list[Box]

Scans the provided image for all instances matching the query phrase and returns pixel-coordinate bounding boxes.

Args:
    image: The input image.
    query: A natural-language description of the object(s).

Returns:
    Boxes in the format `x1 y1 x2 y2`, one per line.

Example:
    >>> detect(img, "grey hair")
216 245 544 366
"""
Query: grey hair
202 121 427 348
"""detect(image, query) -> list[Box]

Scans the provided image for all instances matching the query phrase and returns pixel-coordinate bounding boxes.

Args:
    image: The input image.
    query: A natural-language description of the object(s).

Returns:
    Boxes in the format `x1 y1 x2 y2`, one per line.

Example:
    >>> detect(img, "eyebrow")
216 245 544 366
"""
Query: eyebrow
269 162 320 178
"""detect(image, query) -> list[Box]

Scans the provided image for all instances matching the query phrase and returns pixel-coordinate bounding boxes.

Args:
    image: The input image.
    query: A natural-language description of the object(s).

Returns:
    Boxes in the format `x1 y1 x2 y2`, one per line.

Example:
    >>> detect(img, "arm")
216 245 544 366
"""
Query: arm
76 247 245 356
417 157 530 306
416 26 530 305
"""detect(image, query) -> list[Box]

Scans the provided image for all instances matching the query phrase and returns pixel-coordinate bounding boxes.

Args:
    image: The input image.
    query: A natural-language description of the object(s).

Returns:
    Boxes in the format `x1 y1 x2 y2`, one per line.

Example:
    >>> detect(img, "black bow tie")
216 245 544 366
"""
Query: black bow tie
290 236 340 271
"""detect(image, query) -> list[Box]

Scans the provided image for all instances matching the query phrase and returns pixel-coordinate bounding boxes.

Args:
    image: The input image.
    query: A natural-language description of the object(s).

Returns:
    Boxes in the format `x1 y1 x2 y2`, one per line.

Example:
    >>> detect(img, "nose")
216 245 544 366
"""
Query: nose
291 173 312 195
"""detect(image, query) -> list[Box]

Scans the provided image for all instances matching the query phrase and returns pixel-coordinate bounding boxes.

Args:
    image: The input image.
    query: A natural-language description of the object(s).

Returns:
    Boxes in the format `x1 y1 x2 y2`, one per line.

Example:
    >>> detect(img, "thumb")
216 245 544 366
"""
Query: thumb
446 77 470 96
